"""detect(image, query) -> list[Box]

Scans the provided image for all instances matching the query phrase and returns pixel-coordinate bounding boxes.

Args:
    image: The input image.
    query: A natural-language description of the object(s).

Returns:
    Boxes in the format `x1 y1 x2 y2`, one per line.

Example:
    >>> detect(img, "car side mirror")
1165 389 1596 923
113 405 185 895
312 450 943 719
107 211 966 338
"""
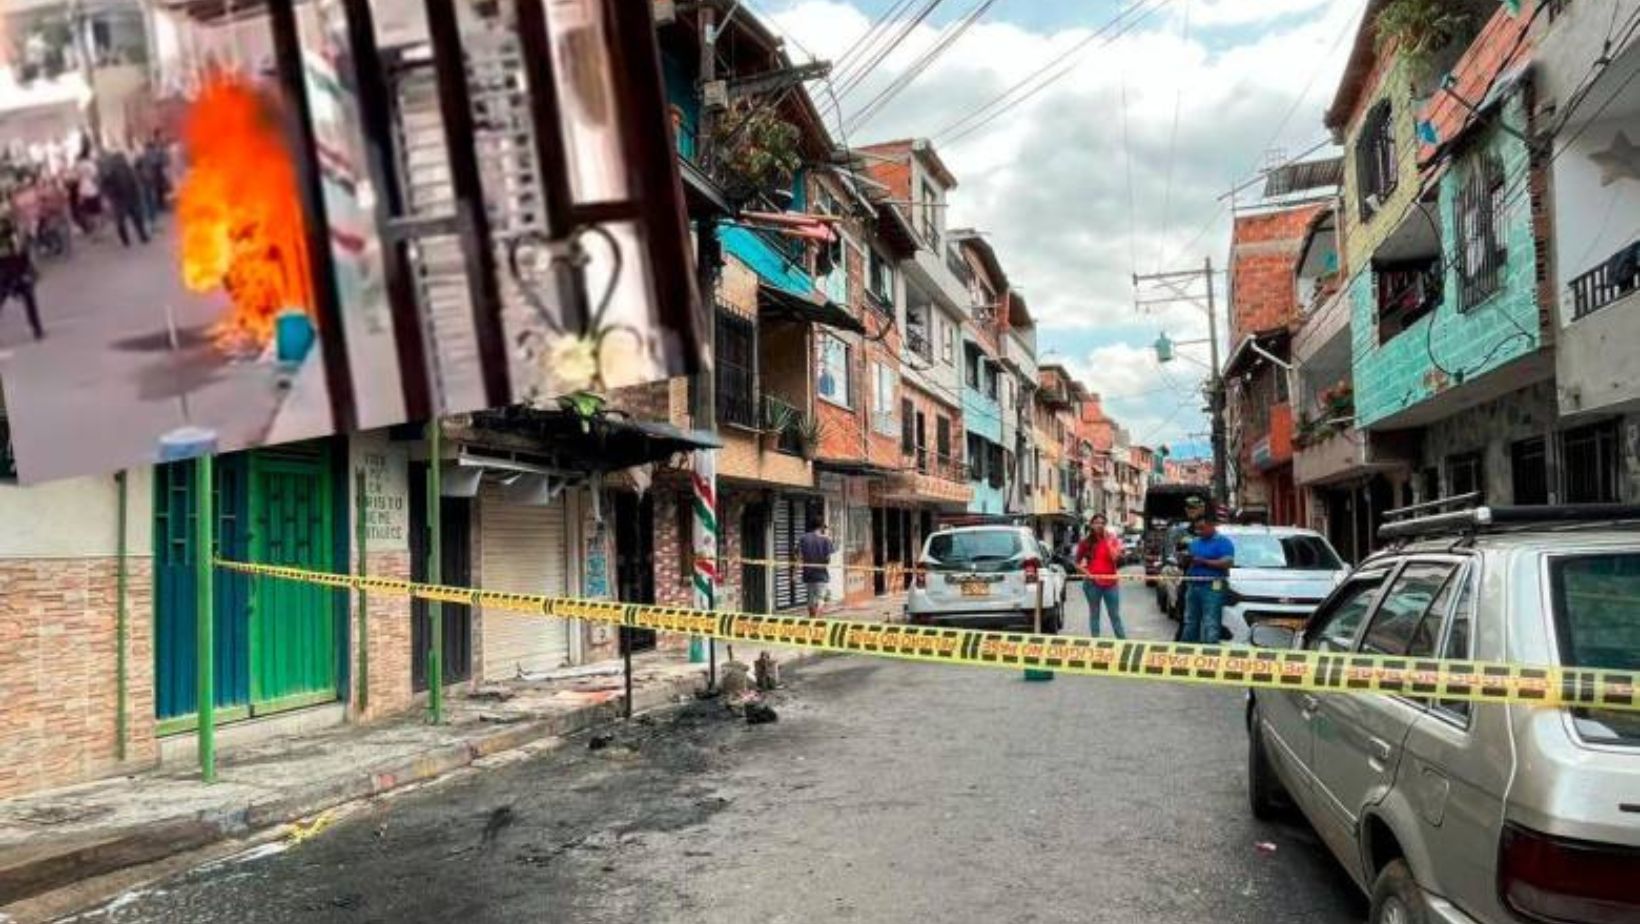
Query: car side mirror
1249 624 1298 650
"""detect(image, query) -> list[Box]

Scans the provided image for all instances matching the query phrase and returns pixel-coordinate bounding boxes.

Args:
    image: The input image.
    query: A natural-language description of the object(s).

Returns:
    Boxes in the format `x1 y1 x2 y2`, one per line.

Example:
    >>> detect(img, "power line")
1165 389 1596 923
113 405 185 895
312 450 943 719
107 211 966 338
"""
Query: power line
825 0 948 110
828 0 920 80
1121 75 1139 276
845 0 1004 133
1159 0 1360 266
1156 0 1191 271
932 0 1169 143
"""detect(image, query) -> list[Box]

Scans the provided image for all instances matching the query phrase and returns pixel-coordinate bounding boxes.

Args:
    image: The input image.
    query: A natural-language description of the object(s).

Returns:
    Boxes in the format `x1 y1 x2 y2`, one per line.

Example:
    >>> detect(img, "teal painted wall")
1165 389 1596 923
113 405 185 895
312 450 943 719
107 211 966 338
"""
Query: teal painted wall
661 51 699 160
721 225 813 295
1353 94 1542 428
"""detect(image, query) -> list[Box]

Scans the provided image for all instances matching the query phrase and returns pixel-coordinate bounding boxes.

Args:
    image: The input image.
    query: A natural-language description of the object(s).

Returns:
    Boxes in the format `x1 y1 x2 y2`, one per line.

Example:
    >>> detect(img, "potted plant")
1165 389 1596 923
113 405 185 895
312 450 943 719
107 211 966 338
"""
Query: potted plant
760 398 797 450
793 413 827 461
1375 0 1478 93
711 101 802 203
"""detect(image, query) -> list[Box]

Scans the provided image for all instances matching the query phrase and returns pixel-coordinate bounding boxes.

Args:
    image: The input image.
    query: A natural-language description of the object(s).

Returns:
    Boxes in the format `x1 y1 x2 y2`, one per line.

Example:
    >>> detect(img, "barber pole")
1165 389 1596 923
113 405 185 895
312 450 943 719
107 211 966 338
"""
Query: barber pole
689 451 718 663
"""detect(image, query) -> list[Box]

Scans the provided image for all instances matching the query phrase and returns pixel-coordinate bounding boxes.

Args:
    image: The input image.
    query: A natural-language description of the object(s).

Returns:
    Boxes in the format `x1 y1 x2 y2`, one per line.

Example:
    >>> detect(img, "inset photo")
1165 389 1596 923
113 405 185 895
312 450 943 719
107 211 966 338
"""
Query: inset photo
0 0 701 484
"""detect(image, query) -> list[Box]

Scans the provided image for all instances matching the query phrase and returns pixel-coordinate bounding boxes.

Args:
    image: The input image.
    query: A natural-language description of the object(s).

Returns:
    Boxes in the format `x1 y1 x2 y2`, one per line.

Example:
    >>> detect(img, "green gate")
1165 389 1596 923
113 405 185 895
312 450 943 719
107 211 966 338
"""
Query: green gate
249 446 339 712
154 442 342 733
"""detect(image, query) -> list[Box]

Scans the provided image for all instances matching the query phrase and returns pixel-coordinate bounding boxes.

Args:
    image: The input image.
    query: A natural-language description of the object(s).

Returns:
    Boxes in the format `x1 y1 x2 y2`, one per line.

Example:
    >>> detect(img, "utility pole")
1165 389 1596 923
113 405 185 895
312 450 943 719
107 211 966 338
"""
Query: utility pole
690 6 721 684
1202 256 1228 506
1133 262 1230 506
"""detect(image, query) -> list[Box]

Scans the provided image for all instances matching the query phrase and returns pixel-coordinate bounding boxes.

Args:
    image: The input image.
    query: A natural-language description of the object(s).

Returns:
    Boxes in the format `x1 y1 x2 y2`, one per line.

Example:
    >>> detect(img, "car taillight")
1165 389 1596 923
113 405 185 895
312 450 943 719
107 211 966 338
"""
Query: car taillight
1499 823 1640 923
1023 558 1040 585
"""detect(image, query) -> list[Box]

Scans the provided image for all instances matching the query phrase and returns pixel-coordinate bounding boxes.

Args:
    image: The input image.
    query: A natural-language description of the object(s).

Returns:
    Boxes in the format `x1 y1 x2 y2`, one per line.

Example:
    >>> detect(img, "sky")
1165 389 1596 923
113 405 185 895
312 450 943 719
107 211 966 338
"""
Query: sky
759 0 1366 457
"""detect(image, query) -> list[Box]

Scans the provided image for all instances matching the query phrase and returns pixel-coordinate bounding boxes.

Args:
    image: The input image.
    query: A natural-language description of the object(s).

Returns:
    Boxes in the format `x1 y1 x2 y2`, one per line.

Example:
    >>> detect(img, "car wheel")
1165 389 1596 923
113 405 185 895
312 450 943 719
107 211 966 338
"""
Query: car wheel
1368 859 1430 924
1247 704 1288 821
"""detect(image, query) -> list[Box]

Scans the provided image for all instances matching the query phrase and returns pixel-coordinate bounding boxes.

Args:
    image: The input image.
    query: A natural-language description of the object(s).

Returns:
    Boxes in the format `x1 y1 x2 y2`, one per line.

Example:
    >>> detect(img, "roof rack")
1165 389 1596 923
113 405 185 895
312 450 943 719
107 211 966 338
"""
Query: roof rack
1378 499 1640 541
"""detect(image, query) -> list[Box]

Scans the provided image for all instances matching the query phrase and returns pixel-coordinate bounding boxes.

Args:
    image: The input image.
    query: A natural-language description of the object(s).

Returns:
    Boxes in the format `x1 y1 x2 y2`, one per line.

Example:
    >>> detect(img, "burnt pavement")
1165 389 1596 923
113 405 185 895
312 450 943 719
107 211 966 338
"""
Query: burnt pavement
59 584 1365 924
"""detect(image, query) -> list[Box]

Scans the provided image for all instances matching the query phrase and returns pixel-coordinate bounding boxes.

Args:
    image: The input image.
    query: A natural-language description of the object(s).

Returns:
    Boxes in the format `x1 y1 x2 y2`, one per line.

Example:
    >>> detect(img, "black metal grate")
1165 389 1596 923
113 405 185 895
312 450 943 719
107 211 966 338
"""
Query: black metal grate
1561 420 1621 504
716 308 758 429
1456 153 1506 310
1569 237 1640 320
1446 451 1486 505
1355 100 1398 220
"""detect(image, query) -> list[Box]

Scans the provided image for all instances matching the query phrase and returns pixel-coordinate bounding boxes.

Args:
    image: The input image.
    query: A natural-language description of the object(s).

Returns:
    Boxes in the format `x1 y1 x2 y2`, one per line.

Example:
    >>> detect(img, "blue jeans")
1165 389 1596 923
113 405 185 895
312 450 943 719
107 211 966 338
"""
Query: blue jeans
1182 582 1226 645
1082 582 1126 639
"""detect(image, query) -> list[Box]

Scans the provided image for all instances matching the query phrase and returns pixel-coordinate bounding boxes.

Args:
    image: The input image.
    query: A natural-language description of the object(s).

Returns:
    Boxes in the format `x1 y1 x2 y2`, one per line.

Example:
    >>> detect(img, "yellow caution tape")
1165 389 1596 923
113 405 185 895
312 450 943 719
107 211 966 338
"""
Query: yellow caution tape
216 560 1640 713
720 556 1281 583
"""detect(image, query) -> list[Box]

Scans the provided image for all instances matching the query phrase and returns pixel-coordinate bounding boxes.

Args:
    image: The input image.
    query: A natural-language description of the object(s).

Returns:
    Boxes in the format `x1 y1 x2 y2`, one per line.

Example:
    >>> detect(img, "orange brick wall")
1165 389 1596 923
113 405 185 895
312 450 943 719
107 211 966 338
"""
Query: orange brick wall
0 557 157 799
1419 3 1538 162
352 550 414 721
1230 204 1324 344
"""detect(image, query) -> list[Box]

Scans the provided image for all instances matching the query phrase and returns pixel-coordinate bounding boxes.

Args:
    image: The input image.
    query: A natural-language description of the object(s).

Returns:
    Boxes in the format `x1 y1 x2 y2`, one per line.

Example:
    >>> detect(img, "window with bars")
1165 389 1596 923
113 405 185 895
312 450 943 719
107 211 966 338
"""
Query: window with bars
1561 420 1621 504
1446 451 1486 503
868 248 894 310
1356 100 1398 219
1376 258 1443 343
937 416 952 459
901 398 917 453
1456 152 1506 310
1511 437 1549 505
716 309 758 428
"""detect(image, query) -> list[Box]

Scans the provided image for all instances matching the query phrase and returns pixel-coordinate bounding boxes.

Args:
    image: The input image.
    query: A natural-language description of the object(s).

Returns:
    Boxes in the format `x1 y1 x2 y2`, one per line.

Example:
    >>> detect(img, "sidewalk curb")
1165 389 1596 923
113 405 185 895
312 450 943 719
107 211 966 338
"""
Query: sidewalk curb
0 667 729 909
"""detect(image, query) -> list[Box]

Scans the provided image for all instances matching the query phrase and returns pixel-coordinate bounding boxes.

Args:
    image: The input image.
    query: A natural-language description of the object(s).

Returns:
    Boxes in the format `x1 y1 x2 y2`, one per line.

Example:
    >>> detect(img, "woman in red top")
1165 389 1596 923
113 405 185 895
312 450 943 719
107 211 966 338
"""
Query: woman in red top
1075 514 1127 638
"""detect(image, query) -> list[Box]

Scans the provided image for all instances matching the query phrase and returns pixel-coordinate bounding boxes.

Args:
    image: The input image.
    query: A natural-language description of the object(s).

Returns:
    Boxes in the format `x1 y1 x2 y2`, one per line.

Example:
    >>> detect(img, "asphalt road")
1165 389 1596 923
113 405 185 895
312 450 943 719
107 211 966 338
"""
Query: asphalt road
68 579 1366 924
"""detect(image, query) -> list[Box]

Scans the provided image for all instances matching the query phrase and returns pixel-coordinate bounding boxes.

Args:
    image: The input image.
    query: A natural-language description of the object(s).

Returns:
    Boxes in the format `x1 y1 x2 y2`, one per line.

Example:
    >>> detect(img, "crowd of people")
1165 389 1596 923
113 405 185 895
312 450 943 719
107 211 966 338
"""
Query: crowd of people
0 136 177 342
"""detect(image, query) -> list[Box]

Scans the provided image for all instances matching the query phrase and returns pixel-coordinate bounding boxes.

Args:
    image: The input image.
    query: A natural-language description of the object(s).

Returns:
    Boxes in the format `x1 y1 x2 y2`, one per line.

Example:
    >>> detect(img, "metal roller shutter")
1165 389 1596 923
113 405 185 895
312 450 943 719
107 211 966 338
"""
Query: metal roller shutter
479 484 570 679
772 498 796 611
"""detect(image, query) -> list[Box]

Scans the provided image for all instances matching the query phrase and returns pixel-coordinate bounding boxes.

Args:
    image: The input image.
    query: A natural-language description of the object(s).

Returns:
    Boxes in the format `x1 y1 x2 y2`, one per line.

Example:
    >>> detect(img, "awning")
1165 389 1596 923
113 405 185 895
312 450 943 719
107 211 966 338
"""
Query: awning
463 406 721 472
813 458 903 477
757 283 865 334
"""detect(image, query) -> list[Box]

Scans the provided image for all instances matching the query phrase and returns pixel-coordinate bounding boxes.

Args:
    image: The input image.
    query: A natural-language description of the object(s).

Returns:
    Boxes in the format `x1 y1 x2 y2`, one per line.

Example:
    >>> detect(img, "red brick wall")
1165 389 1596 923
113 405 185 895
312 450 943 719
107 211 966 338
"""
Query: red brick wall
353 550 413 721
860 141 913 200
0 557 156 799
1229 204 1324 344
1418 3 1537 161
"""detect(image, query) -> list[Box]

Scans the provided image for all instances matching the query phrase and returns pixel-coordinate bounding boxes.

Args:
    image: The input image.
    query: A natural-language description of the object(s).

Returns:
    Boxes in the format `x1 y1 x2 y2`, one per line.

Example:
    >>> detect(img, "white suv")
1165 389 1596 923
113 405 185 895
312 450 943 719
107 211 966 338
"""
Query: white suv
1161 524 1349 641
906 526 1066 634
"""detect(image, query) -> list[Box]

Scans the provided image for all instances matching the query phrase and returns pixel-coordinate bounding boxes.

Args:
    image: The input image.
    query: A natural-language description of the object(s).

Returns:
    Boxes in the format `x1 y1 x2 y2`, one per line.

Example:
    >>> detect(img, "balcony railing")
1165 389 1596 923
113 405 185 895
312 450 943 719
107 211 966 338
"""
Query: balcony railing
1569 239 1640 320
905 324 932 361
916 448 968 482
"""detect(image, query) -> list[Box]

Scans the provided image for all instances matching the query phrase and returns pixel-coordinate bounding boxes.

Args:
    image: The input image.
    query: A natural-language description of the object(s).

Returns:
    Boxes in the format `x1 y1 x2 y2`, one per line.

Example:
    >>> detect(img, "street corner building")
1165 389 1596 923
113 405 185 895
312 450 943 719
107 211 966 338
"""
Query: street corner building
0 0 701 486
1229 0 1640 562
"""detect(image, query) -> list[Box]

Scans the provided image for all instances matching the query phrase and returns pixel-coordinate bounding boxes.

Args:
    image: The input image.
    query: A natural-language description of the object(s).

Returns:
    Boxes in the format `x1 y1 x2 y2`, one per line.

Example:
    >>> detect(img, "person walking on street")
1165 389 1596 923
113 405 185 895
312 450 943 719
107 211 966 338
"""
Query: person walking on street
1075 513 1126 638
1180 513 1234 645
797 519 835 618
99 150 149 247
0 207 44 341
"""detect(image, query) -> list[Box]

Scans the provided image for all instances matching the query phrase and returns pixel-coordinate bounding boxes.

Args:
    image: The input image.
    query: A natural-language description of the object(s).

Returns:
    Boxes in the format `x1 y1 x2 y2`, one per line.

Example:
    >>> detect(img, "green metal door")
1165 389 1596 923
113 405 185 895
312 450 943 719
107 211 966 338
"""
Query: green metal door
249 446 339 712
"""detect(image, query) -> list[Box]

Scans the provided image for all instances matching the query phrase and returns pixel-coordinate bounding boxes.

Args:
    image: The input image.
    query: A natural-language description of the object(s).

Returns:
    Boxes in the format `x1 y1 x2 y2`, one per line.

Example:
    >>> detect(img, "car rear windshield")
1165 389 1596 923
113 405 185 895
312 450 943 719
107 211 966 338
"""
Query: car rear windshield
1548 553 1640 745
1228 534 1344 571
925 531 1024 571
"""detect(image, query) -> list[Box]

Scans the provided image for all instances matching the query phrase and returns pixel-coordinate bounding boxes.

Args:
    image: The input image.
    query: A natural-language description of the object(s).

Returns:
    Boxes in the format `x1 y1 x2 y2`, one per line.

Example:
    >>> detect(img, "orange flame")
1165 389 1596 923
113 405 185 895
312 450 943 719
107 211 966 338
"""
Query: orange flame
177 73 313 349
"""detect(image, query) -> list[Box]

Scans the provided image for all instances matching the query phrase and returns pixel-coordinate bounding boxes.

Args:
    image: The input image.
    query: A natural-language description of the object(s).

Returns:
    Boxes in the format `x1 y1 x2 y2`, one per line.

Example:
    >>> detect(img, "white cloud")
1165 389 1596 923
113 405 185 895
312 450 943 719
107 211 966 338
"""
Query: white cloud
1063 342 1209 448
1191 0 1337 27
760 0 1361 444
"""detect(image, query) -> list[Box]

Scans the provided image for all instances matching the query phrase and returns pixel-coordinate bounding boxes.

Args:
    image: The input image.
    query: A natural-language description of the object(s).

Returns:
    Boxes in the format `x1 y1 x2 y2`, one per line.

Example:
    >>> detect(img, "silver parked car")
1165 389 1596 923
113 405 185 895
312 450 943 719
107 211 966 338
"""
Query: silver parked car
1246 505 1640 924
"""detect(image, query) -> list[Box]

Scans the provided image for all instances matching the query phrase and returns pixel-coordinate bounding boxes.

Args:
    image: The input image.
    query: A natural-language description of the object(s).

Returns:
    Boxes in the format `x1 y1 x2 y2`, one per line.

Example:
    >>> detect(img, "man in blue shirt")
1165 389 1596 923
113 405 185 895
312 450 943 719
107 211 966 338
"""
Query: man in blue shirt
1181 513 1235 645
797 520 835 617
